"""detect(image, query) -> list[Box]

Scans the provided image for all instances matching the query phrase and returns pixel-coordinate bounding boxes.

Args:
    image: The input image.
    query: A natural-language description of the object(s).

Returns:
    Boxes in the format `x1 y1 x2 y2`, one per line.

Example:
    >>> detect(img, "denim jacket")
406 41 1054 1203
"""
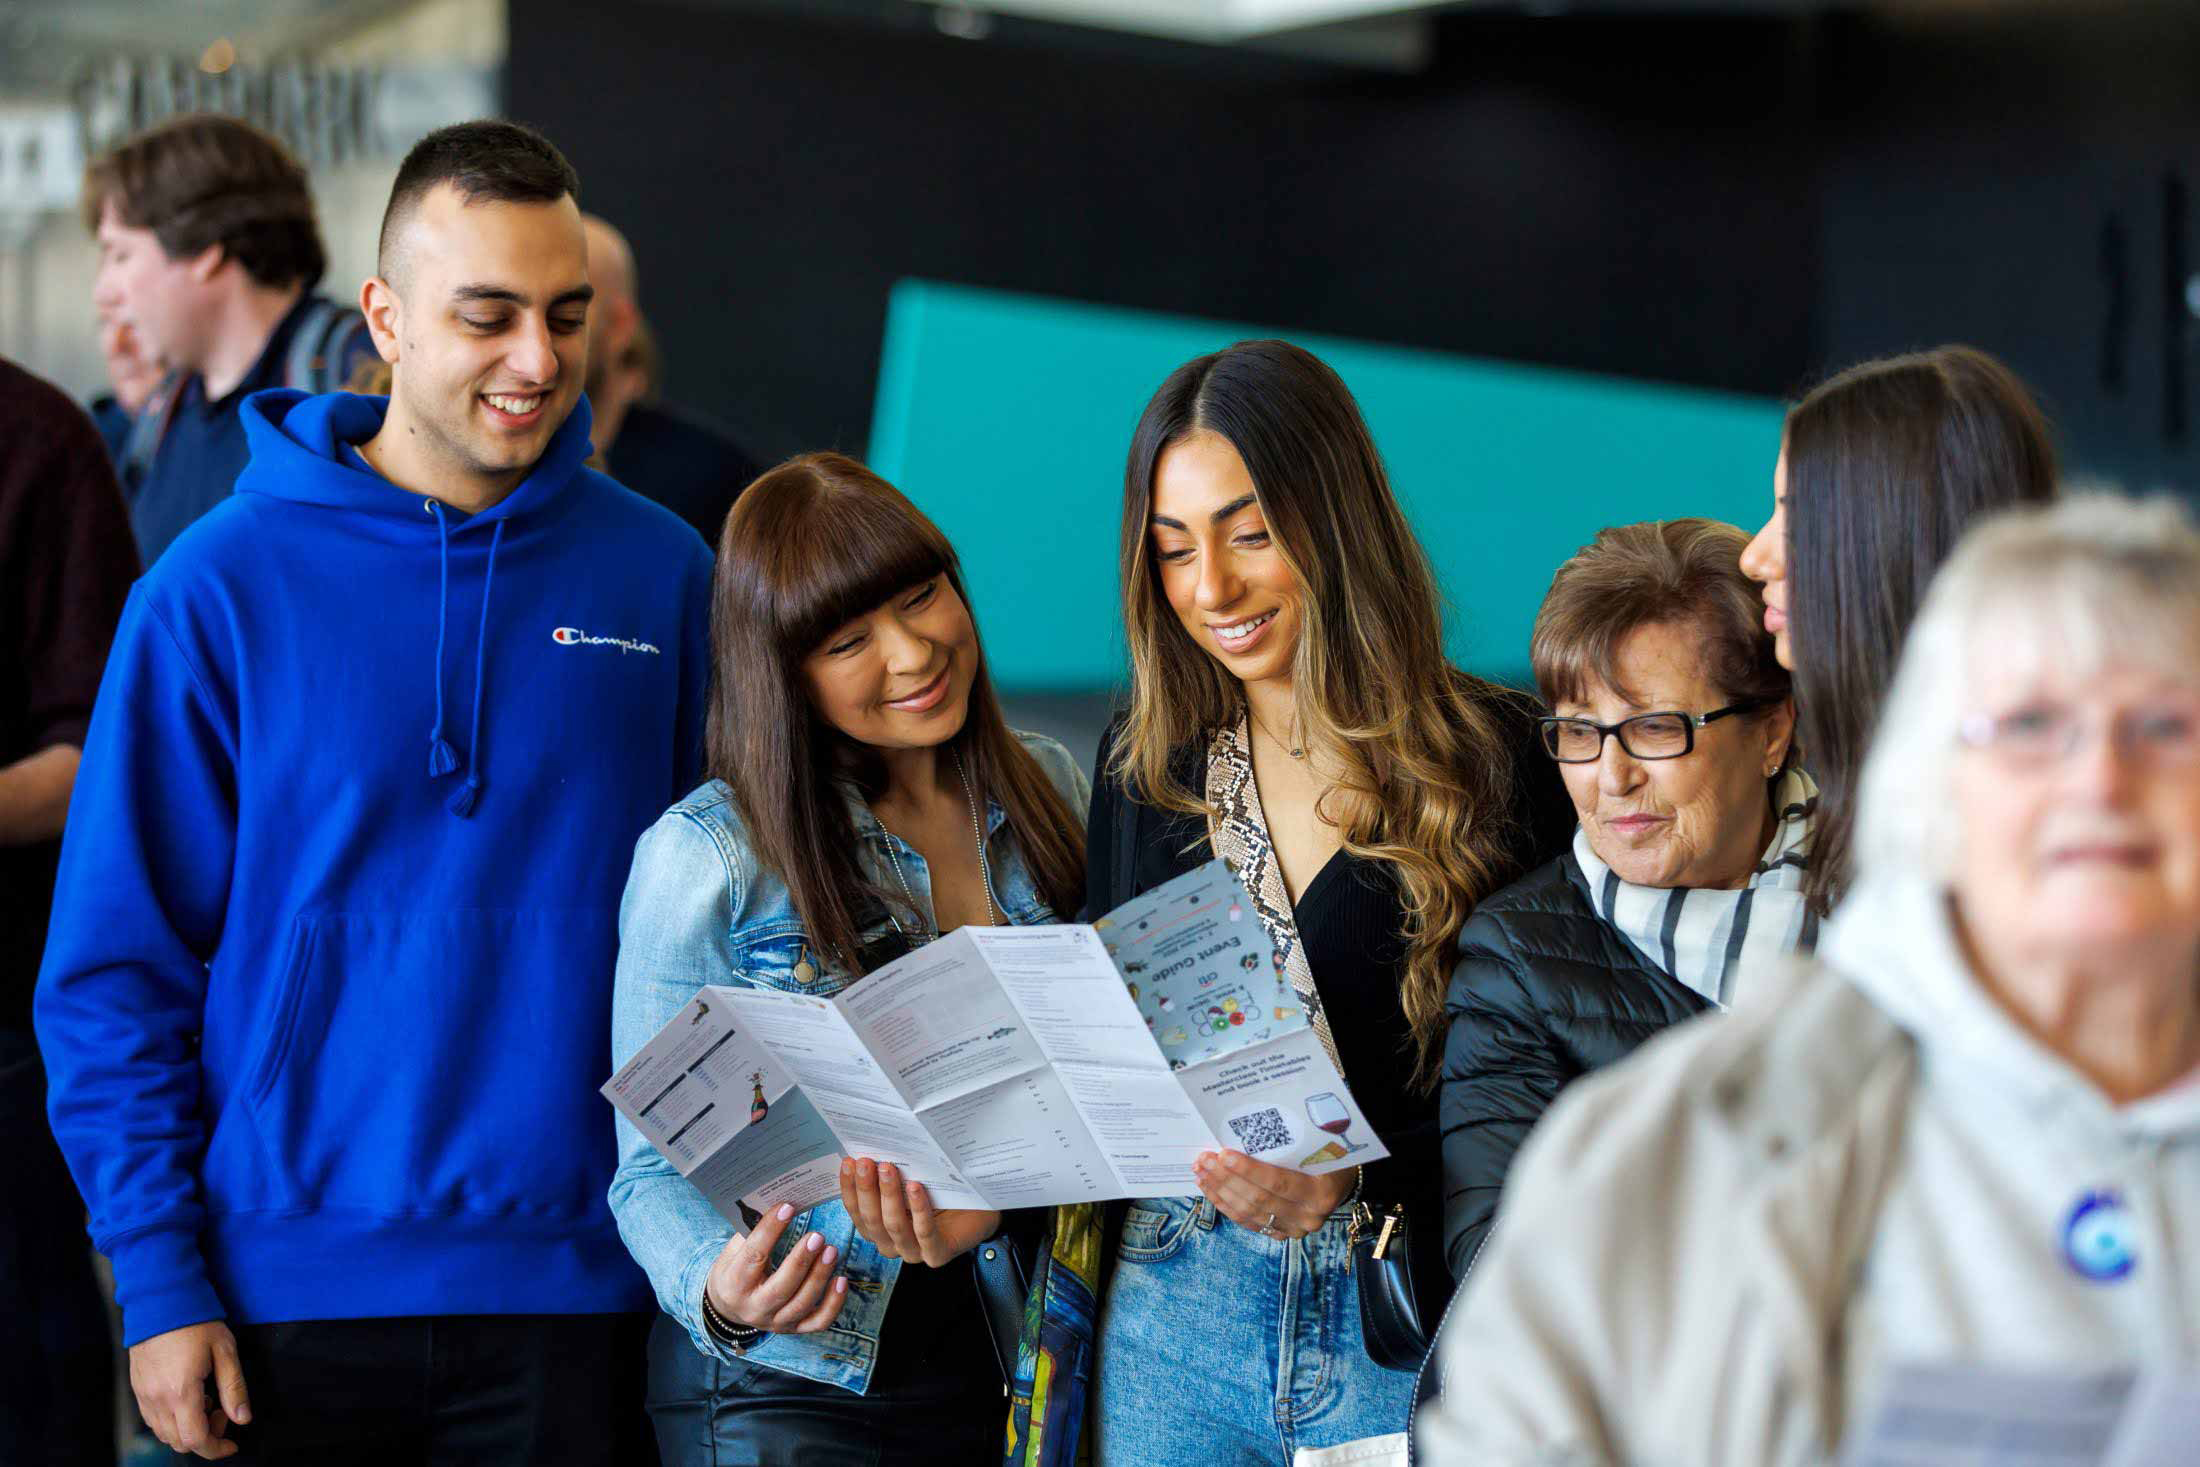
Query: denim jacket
609 731 1089 1395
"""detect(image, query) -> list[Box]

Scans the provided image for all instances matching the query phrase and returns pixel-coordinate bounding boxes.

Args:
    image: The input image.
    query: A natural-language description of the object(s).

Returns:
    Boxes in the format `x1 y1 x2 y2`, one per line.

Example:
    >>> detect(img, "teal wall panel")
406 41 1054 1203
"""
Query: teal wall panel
870 280 1785 692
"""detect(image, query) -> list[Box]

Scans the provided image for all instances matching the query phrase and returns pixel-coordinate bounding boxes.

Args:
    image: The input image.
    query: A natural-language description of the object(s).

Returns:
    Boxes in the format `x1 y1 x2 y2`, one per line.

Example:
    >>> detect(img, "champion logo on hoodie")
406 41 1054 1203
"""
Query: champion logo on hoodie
552 626 662 655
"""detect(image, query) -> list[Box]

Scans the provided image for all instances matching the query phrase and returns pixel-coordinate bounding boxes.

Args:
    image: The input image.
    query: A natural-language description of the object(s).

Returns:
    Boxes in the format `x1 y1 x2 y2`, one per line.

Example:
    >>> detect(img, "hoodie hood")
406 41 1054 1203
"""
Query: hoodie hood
235 388 595 529
233 388 600 817
1823 873 2200 1138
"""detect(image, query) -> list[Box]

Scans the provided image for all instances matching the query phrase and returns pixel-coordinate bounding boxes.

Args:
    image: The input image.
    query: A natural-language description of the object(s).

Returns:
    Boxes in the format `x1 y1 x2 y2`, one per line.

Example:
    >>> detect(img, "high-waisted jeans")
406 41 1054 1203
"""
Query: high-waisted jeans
1094 1196 1415 1466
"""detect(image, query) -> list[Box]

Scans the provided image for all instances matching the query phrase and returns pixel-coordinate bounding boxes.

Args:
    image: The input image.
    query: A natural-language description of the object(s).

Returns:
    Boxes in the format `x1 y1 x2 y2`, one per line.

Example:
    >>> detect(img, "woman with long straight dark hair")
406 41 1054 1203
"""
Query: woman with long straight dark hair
1740 344 2057 916
1082 339 1571 1464
607 452 1088 1465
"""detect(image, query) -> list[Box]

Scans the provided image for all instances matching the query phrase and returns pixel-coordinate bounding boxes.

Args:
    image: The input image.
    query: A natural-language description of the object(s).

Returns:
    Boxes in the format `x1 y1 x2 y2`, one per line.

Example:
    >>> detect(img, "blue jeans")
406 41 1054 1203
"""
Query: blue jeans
1094 1197 1414 1466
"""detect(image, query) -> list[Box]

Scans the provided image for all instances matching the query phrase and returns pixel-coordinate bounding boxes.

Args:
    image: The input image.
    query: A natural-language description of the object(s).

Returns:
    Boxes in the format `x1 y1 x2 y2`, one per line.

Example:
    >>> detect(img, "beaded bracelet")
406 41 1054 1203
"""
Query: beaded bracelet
700 1287 767 1353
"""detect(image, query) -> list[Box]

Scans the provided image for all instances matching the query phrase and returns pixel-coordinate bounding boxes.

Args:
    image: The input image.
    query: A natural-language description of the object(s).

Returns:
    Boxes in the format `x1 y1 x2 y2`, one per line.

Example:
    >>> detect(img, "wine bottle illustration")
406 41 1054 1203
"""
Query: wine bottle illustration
748 1071 769 1126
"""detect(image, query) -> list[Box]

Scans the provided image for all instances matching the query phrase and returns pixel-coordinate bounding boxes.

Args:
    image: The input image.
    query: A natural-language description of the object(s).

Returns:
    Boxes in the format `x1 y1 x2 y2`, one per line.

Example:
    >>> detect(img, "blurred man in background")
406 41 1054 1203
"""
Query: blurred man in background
0 355 139 1467
87 313 166 470
85 113 373 565
582 212 762 545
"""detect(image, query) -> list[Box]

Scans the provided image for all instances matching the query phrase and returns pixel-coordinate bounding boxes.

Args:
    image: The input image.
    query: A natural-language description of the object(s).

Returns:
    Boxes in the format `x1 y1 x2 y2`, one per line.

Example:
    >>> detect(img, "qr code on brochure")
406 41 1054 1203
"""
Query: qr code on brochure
1225 1107 1292 1156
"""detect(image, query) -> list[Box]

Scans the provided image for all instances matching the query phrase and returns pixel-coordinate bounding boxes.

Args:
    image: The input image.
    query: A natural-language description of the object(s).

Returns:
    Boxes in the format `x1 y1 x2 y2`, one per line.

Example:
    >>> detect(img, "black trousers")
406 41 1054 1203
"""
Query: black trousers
0 1032 115 1467
185 1312 658 1466
643 1311 1002 1467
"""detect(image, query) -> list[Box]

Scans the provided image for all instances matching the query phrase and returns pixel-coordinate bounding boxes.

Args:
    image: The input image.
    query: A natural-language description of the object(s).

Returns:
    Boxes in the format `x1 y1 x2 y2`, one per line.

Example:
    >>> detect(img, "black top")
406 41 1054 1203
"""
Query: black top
873 1253 999 1396
1084 683 1571 1316
1438 852 1712 1278
0 360 139 1031
606 401 764 548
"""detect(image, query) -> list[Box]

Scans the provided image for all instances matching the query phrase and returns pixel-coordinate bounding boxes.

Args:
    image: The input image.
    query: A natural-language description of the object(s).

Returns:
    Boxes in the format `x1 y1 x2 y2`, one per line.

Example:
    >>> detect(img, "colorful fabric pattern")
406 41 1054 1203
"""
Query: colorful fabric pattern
1004 1203 1104 1466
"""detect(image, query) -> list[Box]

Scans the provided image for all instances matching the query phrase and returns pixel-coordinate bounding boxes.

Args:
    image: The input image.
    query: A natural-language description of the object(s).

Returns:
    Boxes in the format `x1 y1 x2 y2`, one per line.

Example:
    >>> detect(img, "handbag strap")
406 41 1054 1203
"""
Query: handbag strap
1202 712 1343 1075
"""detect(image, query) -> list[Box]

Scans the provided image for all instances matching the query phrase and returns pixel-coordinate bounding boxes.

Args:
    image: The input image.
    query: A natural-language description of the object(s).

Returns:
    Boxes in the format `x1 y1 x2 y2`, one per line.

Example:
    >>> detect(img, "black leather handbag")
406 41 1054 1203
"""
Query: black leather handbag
972 1218 1036 1386
1350 1199 1427 1372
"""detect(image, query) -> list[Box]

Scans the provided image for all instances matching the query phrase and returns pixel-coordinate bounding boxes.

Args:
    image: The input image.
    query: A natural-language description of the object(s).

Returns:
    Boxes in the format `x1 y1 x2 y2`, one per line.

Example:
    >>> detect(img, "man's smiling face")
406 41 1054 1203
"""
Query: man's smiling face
381 183 591 491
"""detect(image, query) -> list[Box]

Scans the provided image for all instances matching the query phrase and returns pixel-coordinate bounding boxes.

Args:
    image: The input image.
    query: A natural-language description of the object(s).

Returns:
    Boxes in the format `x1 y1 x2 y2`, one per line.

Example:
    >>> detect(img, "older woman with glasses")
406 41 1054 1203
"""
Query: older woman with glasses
1420 494 2200 1466
1439 519 1805 1278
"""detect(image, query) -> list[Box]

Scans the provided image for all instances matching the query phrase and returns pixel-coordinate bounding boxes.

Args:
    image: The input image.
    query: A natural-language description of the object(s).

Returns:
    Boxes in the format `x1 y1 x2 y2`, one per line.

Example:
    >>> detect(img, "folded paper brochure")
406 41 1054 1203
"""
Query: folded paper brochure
602 858 1387 1229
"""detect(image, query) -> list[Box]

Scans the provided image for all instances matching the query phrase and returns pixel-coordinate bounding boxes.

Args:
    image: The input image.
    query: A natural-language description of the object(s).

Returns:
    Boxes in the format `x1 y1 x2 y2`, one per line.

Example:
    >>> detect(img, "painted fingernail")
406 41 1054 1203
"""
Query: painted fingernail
880 1162 897 1178
776 1203 794 1222
822 1245 838 1264
806 1232 823 1252
834 1278 848 1294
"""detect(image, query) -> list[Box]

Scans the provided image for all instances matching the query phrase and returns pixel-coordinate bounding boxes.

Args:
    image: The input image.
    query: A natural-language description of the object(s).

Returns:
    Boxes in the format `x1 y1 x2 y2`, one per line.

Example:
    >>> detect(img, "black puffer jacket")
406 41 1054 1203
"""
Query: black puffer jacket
1438 851 1711 1278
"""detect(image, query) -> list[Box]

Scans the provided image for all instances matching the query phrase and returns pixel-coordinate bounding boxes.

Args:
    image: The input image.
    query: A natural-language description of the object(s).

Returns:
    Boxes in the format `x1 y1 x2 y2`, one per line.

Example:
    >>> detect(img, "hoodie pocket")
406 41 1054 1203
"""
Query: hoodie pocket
240 907 617 1219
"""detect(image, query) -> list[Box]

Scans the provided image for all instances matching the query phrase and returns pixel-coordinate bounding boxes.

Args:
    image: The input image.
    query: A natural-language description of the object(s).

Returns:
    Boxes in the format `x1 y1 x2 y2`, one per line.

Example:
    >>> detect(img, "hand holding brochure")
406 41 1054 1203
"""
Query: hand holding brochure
603 859 1387 1228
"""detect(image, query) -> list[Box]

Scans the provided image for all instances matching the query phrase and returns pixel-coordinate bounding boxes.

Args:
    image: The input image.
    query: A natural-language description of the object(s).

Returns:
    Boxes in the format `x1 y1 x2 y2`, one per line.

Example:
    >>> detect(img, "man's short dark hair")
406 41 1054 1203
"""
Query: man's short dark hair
378 120 581 283
82 113 326 291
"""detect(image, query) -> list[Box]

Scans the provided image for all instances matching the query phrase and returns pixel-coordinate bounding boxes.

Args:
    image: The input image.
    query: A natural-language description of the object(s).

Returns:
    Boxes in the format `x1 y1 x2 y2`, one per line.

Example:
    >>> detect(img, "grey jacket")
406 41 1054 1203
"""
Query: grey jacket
1416 955 1915 1467
1419 868 2200 1465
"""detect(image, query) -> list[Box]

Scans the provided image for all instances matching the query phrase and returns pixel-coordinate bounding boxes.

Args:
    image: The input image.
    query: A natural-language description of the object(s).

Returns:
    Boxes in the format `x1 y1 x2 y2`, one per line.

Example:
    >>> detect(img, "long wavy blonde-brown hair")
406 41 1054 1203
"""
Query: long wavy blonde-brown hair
1110 339 1524 1091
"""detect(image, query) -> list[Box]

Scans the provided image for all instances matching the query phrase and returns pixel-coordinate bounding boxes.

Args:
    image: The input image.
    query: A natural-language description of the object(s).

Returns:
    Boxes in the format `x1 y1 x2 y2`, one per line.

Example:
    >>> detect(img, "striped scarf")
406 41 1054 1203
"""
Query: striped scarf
1568 768 1819 1009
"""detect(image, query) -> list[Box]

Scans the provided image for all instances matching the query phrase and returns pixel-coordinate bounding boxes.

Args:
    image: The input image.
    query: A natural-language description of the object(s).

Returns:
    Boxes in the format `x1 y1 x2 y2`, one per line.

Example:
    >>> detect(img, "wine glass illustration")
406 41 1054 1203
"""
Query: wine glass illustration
1305 1092 1363 1154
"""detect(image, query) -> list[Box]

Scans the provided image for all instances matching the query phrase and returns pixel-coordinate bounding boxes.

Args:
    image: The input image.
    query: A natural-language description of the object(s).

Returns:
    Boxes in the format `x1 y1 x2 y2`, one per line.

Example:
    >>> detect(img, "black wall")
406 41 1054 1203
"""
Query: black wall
507 1 1818 462
1814 5 2200 492
508 1 2200 494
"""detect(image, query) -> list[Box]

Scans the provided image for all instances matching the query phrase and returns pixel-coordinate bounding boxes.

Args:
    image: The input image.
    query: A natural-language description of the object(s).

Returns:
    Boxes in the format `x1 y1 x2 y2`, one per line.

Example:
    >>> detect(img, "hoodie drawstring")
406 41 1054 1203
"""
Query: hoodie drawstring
422 502 504 819
445 518 504 818
425 505 461 777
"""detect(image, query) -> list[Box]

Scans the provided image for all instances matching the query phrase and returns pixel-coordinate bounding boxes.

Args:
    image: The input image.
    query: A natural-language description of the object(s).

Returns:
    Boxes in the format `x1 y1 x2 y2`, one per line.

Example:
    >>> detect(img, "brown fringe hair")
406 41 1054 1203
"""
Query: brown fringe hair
706 452 1086 978
1530 518 1791 718
1111 340 1523 1092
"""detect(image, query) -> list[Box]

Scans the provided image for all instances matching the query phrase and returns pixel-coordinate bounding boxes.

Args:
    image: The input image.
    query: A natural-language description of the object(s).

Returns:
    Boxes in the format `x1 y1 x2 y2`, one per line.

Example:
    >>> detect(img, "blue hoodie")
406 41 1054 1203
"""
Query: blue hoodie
34 390 713 1346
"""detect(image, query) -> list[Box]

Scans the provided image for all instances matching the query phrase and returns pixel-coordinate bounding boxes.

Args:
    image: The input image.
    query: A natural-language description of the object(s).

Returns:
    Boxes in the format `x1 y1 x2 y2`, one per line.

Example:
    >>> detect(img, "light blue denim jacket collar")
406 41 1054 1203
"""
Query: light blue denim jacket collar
844 780 1038 936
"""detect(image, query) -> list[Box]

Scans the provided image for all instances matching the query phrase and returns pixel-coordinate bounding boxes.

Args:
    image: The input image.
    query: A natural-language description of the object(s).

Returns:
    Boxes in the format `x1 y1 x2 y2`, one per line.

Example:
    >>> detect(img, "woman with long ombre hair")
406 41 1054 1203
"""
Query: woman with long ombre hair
1083 339 1572 1464
607 452 1089 1465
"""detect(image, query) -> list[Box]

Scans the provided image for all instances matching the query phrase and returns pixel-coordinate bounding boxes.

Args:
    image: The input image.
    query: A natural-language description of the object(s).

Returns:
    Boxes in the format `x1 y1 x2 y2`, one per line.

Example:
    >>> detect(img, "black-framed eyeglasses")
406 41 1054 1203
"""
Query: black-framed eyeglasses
1537 700 1771 764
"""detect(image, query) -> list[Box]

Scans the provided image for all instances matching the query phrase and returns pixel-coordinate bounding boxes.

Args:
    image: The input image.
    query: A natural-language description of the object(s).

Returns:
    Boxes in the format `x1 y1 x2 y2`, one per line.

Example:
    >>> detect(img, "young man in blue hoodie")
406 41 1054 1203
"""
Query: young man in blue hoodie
36 121 712 1462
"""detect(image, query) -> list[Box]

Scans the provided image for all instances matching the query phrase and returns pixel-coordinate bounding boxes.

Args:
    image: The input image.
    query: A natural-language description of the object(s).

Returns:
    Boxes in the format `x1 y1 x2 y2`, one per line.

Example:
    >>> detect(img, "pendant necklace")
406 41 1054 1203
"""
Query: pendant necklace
882 747 998 944
1251 710 1306 760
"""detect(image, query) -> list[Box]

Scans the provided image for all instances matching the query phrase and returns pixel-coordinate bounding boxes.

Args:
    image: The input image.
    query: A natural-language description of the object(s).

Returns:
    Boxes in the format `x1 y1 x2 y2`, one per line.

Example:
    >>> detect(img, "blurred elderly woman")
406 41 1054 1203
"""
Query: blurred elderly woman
1420 495 2200 1466
1439 518 1803 1277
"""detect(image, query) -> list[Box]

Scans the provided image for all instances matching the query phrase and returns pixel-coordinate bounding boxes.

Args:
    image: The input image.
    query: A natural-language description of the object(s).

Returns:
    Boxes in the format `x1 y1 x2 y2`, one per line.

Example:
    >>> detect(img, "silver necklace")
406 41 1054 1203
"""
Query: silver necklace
881 747 998 943
1250 710 1306 760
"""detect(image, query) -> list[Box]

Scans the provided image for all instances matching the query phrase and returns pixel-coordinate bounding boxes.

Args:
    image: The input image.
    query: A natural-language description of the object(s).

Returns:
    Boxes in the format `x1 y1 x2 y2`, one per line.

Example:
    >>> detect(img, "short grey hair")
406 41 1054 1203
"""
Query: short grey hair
1855 493 2200 884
